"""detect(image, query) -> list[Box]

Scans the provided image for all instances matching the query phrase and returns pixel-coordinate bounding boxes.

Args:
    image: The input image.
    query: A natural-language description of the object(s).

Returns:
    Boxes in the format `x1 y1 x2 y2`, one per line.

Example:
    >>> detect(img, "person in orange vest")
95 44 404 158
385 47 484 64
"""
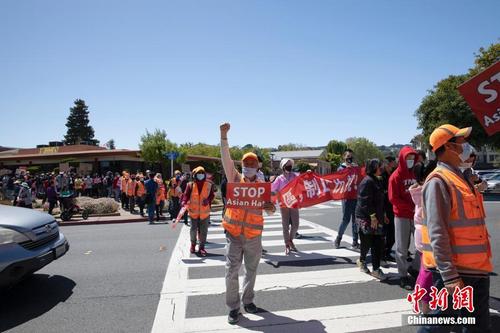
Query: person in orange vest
418 125 492 333
155 173 166 222
127 173 137 214
180 166 215 256
219 123 276 325
168 170 183 221
120 171 130 210
135 173 146 217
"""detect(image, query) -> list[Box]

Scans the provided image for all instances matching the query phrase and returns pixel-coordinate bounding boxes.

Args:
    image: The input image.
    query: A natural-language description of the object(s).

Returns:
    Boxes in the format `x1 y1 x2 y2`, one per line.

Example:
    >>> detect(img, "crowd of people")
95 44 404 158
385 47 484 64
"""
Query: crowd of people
216 122 492 332
0 170 197 221
0 122 492 331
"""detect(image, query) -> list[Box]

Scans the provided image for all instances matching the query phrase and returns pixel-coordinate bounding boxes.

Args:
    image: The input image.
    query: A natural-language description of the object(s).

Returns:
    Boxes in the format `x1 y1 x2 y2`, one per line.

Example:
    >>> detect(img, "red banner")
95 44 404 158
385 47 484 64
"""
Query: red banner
226 183 271 209
458 61 500 136
277 167 363 209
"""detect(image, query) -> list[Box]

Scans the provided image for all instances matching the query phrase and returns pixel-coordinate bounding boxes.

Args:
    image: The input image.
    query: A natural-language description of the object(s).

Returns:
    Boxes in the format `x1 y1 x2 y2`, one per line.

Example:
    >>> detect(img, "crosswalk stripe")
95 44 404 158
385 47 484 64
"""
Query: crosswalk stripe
181 248 359 268
184 266 399 296
153 208 395 333
206 228 327 240
181 299 409 332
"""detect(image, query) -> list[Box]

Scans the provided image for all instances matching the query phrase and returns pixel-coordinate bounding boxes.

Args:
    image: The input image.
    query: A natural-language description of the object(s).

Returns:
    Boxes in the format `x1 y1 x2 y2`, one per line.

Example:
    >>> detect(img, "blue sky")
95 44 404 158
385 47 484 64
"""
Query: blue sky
1 0 498 149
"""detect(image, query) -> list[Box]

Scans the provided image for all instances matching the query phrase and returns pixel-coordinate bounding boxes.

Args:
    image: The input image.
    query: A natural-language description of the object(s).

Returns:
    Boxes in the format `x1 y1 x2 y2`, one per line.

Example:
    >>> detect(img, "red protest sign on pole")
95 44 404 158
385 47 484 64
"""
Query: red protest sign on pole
458 61 500 136
226 183 271 209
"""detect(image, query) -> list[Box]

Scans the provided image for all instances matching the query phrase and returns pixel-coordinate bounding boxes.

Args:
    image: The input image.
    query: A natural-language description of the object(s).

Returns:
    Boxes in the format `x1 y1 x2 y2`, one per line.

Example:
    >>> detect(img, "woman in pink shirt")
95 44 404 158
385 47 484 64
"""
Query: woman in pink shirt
409 160 436 314
271 158 300 254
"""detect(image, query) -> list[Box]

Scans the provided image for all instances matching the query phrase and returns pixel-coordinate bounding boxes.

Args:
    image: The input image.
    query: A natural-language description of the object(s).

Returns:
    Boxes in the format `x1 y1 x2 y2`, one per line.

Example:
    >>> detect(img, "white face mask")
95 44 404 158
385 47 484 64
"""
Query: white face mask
406 159 415 169
242 167 257 179
196 174 205 181
459 162 473 172
459 143 474 162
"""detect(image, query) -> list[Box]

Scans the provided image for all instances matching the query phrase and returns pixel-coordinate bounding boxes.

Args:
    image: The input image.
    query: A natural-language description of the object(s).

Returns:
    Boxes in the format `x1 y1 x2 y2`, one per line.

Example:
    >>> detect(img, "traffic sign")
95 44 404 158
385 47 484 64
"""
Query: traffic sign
458 61 500 136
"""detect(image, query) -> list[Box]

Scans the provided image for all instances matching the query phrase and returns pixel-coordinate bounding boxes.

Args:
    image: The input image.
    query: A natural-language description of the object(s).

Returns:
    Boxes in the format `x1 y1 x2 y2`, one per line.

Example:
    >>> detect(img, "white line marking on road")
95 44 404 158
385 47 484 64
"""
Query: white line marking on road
181 299 410 333
185 266 399 296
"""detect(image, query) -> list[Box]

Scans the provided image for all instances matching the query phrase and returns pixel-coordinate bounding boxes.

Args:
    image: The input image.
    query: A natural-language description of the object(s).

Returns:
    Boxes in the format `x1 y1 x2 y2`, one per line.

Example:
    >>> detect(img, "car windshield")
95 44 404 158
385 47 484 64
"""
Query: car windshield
490 174 500 181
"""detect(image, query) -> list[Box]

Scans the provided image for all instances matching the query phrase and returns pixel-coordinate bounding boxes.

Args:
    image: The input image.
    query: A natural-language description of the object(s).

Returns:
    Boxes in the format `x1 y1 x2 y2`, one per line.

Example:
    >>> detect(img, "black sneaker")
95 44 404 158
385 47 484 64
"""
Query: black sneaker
228 309 240 324
385 254 396 262
244 303 258 314
334 236 341 249
351 241 360 250
400 277 414 290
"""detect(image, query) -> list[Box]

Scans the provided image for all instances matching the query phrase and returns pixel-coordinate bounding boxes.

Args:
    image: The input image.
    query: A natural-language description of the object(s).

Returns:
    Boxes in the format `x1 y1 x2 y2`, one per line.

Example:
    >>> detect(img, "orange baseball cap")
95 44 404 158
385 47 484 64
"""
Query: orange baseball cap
242 152 259 163
429 124 472 152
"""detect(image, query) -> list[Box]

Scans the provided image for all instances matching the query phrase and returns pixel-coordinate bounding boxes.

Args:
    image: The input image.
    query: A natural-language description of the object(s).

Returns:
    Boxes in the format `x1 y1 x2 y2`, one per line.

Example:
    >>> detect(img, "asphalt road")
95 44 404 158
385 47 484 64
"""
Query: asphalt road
1 198 499 333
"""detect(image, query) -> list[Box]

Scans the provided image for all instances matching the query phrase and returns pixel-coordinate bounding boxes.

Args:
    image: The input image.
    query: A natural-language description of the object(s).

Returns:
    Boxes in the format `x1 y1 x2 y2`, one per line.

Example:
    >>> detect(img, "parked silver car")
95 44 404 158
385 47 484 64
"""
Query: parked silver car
485 173 500 193
0 205 69 288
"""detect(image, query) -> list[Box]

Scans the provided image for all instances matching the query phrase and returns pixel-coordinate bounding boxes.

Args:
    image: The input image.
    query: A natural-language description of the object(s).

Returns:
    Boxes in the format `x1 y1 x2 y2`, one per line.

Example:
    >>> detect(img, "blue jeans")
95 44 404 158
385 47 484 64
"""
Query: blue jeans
338 199 358 243
417 272 491 333
147 201 156 222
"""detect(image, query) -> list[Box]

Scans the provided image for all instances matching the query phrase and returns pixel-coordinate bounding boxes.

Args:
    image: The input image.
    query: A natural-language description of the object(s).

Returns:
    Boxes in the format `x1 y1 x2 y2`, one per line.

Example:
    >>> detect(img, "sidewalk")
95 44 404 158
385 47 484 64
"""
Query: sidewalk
58 204 225 226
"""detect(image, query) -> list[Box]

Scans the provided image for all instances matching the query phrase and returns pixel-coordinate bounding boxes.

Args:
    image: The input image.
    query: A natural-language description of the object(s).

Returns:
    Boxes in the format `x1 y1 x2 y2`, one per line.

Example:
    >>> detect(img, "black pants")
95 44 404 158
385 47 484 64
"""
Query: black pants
169 197 180 220
156 201 164 220
384 208 395 257
48 200 57 215
359 230 383 270
128 195 135 213
121 192 129 209
136 197 145 215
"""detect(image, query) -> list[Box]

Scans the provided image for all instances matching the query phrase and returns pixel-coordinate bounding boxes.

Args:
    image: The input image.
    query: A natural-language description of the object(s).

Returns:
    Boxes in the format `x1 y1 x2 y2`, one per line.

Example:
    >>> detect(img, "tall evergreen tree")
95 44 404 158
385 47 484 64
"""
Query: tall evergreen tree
64 99 97 145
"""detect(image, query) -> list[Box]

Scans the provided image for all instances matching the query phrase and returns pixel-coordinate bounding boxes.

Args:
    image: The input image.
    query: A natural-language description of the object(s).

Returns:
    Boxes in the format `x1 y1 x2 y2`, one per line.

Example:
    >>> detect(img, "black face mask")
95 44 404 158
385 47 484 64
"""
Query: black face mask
346 157 353 164
284 165 293 172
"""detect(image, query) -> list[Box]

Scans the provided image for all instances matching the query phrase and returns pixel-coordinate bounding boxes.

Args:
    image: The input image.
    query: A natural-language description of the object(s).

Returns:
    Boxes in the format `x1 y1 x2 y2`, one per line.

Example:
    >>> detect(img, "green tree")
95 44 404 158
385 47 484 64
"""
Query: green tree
139 129 178 174
324 139 347 170
345 137 384 166
415 42 500 149
295 160 312 173
64 99 98 145
105 139 116 150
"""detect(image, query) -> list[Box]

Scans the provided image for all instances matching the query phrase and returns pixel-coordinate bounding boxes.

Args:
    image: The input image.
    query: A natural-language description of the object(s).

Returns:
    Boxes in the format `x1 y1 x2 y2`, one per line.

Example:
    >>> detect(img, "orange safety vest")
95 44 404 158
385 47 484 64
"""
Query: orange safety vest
156 180 166 204
222 176 264 239
168 178 180 198
421 166 492 273
127 179 136 196
188 181 211 220
136 181 145 197
121 177 128 193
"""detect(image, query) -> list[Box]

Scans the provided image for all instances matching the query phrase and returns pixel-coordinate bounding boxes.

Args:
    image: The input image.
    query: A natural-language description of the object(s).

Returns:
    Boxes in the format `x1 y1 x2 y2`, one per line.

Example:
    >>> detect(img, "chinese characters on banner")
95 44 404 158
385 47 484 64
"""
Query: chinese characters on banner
407 285 474 314
276 167 363 209
458 61 500 135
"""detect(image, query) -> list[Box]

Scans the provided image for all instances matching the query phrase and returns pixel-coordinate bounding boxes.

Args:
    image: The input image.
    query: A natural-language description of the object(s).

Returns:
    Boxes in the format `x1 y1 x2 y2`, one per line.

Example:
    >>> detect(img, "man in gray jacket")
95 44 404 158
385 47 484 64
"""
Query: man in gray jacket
418 125 492 333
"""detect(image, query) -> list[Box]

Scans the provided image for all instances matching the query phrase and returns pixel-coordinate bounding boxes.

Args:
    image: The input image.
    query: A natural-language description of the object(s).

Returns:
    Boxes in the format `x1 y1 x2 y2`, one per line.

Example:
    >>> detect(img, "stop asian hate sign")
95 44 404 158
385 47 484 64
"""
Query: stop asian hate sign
458 61 500 136
226 183 271 209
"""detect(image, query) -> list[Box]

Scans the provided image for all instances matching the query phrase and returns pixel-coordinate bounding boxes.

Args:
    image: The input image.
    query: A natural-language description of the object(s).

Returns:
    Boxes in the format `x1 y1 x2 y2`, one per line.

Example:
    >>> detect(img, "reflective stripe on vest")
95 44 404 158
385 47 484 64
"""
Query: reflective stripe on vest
188 182 211 220
421 167 491 272
222 176 264 239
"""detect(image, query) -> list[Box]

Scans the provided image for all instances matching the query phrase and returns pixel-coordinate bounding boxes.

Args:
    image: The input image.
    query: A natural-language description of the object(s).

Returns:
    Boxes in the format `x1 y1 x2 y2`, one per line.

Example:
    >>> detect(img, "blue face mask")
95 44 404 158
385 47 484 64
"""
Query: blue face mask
196 174 205 181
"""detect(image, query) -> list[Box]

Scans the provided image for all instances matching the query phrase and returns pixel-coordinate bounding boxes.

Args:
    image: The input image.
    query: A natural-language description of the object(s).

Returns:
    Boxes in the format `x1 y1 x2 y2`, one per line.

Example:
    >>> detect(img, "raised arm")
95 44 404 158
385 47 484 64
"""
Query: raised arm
220 123 239 182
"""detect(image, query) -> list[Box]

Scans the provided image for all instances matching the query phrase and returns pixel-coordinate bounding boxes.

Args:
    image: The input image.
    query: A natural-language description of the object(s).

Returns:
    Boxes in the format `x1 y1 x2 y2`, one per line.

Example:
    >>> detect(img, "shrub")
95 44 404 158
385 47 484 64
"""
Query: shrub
76 197 119 214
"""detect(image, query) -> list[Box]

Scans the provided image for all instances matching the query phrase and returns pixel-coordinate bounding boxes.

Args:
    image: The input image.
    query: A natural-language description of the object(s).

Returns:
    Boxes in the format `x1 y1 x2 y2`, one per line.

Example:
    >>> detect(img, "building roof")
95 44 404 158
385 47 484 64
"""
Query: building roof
270 150 326 161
